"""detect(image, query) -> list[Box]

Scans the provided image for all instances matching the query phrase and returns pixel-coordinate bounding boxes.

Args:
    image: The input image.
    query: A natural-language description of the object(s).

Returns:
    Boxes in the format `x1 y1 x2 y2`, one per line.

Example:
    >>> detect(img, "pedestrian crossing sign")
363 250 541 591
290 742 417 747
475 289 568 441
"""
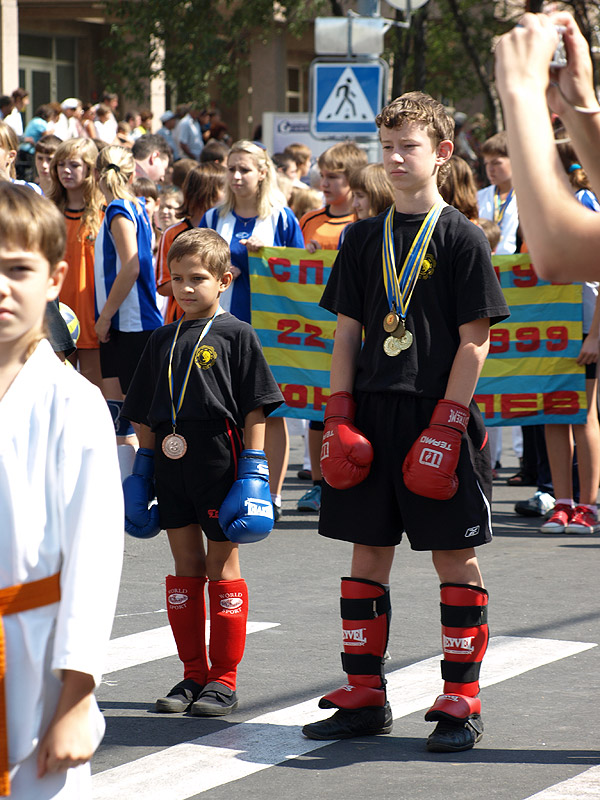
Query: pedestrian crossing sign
310 59 387 138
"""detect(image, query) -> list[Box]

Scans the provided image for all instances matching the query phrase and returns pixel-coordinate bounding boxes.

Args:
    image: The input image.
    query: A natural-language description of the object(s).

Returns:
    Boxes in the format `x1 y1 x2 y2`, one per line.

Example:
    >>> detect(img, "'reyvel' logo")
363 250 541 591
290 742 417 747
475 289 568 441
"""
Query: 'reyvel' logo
343 628 367 645
443 635 474 654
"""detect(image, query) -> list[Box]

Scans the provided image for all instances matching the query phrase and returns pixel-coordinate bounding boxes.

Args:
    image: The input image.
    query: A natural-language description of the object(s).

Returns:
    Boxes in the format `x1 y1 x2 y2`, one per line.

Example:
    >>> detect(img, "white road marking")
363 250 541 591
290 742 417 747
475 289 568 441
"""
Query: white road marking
104 622 280 674
93 636 596 799
523 764 600 798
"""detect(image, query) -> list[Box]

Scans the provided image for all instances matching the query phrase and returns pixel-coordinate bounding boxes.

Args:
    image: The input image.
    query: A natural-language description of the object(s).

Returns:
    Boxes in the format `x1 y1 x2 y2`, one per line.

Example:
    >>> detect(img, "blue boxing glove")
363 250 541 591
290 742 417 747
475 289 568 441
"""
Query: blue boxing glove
123 447 161 539
219 450 273 543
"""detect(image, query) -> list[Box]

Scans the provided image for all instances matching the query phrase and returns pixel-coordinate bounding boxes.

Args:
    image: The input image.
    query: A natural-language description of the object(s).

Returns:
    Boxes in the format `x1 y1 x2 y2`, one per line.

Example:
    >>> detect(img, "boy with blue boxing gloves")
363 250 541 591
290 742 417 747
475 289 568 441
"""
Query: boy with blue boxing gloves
122 228 282 716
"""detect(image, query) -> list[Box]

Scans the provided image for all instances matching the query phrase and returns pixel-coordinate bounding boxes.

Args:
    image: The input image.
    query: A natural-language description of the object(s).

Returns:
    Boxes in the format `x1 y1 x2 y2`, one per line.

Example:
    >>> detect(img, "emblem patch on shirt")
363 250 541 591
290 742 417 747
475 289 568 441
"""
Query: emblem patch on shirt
195 345 217 370
419 254 436 279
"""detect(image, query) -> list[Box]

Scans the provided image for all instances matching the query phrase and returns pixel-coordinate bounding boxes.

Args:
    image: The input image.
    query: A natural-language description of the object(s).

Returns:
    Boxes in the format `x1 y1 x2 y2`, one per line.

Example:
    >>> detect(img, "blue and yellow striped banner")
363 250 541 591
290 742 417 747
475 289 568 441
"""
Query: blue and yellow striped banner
249 248 587 425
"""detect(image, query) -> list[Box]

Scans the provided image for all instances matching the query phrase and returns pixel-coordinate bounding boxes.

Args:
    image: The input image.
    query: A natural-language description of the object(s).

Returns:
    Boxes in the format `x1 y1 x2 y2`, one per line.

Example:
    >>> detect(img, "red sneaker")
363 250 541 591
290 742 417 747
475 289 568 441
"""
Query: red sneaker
540 504 573 533
565 506 599 534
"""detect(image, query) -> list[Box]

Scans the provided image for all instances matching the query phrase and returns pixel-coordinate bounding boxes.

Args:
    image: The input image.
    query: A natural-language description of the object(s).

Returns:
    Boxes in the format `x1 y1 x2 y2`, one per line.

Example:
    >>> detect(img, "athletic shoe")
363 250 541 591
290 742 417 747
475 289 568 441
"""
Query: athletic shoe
514 491 555 518
273 502 282 523
565 506 599 534
155 678 203 713
297 469 312 481
540 503 574 533
302 703 393 740
297 484 321 512
426 715 484 753
189 681 238 716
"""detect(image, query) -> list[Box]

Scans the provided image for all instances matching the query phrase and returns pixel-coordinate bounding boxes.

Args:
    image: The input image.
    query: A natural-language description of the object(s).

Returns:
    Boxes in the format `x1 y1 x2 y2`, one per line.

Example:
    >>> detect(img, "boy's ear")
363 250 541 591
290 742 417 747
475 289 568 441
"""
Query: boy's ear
47 260 68 302
219 270 233 291
436 139 454 164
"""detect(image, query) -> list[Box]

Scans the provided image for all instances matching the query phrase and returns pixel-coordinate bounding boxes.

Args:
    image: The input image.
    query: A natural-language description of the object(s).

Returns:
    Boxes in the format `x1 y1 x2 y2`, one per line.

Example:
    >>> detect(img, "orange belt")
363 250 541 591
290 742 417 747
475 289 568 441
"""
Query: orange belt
0 573 61 797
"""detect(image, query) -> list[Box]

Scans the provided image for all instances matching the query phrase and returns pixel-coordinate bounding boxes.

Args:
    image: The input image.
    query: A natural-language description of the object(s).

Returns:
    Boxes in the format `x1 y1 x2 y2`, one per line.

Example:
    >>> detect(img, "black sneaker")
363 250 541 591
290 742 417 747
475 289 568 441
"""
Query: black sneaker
189 681 238 716
426 715 484 752
155 678 203 713
302 703 393 740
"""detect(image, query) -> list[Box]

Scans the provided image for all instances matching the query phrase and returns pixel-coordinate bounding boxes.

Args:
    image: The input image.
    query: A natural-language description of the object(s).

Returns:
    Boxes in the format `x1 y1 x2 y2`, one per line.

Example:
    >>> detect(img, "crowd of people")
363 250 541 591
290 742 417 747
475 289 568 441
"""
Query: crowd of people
2 9 600 797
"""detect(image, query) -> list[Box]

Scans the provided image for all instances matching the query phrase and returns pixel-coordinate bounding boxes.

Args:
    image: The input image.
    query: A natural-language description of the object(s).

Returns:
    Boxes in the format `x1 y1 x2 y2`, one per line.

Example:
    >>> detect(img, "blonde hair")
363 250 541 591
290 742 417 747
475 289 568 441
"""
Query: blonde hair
318 141 368 180
49 138 102 239
221 140 285 219
95 145 139 209
0 121 18 178
290 187 322 220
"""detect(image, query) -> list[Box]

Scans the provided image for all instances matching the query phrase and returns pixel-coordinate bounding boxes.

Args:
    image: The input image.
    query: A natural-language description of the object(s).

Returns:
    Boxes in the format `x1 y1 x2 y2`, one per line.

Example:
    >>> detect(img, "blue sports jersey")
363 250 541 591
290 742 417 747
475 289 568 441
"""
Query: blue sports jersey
576 188 600 213
199 205 304 323
94 198 162 332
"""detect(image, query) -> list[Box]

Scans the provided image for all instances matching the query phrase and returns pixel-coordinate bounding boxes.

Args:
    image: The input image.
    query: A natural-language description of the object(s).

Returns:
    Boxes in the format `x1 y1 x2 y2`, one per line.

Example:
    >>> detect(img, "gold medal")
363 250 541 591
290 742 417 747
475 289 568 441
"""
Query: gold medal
162 433 188 460
383 311 400 334
397 330 413 350
383 335 403 357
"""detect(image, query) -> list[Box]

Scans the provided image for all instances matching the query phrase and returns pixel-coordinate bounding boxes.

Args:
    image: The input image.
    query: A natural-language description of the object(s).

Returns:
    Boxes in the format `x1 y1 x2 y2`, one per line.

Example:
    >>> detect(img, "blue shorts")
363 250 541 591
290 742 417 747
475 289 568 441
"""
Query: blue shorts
319 392 492 551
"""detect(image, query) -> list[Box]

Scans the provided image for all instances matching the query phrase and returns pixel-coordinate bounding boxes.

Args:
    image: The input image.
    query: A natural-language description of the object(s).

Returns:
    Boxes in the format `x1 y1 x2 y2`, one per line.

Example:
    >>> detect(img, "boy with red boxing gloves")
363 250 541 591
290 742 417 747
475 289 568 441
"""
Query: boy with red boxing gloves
302 92 509 752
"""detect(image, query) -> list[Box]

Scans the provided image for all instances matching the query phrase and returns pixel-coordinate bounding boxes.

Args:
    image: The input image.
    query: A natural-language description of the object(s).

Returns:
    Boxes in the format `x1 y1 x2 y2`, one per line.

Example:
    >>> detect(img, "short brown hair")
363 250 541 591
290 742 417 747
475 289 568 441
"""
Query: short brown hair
481 131 509 159
317 141 368 179
376 92 454 144
179 162 226 219
377 92 454 184
167 228 231 279
284 142 312 168
0 182 66 269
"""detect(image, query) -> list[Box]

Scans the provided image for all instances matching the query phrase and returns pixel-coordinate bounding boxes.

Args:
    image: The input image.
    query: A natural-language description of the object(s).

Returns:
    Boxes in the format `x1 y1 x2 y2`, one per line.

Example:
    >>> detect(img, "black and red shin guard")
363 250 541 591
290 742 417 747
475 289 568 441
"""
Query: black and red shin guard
320 577 390 711
166 575 209 684
425 583 489 723
207 578 248 690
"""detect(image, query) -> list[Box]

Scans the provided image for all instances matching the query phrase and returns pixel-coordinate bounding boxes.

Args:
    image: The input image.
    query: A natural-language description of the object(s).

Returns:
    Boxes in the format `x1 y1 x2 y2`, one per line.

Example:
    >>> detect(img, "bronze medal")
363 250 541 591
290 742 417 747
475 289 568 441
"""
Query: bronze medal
383 335 403 357
162 432 188 460
383 311 400 334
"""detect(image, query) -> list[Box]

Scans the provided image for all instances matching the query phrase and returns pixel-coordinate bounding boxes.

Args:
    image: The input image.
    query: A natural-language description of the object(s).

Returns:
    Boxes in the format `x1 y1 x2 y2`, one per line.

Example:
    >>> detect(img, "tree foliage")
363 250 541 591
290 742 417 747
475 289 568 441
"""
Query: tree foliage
100 0 326 105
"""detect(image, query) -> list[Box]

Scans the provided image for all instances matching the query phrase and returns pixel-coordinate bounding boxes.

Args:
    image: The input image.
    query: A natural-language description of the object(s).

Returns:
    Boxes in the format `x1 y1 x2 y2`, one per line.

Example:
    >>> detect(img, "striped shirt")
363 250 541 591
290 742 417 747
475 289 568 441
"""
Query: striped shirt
94 198 162 332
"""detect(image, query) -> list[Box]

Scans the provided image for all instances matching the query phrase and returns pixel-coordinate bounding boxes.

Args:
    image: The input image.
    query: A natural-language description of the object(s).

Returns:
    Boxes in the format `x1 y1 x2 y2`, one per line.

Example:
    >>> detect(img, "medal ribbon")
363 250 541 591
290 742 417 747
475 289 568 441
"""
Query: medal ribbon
167 312 217 429
493 187 513 224
382 199 444 320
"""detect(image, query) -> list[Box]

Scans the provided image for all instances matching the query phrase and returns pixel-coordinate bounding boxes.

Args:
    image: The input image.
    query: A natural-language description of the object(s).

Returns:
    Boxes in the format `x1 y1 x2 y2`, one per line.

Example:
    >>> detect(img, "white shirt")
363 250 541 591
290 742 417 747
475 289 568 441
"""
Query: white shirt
0 341 123 767
4 107 23 137
174 114 203 159
477 184 519 255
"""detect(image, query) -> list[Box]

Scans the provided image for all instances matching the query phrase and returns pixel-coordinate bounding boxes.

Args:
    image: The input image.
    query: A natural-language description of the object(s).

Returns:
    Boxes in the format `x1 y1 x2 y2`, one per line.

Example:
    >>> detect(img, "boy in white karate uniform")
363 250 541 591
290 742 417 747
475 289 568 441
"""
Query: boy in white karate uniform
0 183 123 799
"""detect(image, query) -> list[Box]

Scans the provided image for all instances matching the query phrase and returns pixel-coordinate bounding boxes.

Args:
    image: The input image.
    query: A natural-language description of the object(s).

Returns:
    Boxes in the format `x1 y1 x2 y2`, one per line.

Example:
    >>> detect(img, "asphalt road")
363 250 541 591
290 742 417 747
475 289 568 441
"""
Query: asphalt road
93 430 600 800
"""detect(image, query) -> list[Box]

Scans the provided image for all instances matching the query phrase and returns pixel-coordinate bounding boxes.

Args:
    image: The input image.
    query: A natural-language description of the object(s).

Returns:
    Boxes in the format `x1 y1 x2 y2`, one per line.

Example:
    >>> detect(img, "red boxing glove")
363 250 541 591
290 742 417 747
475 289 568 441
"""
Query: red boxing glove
402 399 470 500
320 392 374 490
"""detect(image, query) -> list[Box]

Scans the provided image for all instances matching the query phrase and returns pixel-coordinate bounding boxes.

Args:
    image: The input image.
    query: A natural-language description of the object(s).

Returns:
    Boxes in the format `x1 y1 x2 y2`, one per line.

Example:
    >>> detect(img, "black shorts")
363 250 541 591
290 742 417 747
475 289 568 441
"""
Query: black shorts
100 328 155 393
319 392 492 552
154 419 243 539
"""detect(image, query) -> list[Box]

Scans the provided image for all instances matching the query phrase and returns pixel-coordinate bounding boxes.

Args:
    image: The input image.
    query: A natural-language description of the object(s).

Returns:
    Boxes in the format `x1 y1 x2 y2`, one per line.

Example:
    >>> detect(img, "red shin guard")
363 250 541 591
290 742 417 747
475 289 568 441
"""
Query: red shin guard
426 583 488 722
207 578 248 690
166 575 209 684
320 577 390 711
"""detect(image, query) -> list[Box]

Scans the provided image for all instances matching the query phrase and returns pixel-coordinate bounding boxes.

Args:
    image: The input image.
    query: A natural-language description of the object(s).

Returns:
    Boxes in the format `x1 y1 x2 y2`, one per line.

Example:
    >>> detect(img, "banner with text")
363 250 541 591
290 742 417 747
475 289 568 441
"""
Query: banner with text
249 248 587 425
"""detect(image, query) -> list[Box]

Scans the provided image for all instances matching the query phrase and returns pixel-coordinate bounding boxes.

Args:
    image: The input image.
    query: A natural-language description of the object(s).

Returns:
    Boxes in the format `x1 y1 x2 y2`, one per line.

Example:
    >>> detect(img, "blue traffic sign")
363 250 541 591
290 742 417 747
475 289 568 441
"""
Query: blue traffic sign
310 59 387 138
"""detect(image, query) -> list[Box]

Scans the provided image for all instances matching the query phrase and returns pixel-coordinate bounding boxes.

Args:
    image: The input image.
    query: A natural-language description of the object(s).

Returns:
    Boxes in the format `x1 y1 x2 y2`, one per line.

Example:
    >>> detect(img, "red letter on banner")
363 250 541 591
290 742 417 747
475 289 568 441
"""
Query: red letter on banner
313 386 330 411
543 391 580 415
268 257 292 282
501 393 538 418
283 384 307 408
299 260 324 285
474 394 495 419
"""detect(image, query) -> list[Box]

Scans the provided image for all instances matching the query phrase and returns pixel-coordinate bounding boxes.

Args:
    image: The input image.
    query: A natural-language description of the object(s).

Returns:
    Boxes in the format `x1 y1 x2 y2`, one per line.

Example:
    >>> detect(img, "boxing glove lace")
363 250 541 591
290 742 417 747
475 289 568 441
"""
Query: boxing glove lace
402 399 470 500
320 392 374 490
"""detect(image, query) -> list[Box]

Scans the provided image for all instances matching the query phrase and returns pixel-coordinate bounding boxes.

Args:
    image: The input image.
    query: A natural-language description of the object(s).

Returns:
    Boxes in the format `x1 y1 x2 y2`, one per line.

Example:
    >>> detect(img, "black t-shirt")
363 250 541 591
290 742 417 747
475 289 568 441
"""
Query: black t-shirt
320 205 510 398
122 312 283 430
